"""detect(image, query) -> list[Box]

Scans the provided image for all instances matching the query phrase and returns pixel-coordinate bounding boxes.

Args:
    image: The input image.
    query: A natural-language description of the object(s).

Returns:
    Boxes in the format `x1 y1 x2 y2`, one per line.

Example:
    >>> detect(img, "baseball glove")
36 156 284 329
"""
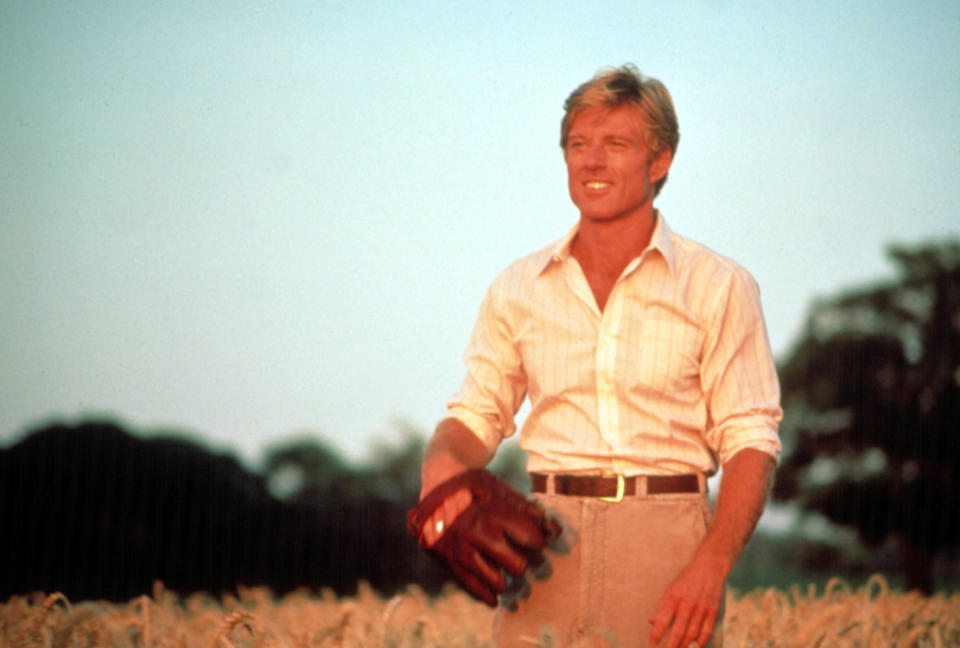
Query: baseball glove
408 469 561 606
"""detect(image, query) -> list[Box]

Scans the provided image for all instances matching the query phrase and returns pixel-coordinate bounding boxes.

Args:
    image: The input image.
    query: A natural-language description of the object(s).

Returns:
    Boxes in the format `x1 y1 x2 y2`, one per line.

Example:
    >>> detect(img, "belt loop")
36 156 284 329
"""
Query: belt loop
638 475 647 496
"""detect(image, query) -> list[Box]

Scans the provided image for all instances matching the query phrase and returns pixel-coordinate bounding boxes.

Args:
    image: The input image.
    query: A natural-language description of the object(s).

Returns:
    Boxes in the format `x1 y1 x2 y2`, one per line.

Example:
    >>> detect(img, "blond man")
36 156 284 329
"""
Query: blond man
413 65 782 648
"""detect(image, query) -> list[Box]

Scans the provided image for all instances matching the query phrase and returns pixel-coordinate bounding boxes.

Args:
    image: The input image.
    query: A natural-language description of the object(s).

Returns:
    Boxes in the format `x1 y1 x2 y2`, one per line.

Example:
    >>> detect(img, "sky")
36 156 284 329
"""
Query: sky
2 0 958 470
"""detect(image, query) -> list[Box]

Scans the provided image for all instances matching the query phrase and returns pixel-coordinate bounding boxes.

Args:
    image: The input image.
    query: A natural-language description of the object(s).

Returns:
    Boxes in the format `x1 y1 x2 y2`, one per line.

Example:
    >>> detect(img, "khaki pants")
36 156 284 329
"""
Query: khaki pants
492 491 722 648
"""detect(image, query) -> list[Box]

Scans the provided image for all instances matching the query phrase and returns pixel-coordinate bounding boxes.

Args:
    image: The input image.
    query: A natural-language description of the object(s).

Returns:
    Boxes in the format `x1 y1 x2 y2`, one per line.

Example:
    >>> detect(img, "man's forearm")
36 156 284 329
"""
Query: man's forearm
698 447 776 574
420 417 491 498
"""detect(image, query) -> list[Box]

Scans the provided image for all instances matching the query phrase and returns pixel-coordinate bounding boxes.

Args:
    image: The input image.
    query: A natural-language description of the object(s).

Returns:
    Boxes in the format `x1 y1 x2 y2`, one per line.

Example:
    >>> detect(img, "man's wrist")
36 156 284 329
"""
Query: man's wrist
420 452 472 500
693 540 737 579
420 417 492 498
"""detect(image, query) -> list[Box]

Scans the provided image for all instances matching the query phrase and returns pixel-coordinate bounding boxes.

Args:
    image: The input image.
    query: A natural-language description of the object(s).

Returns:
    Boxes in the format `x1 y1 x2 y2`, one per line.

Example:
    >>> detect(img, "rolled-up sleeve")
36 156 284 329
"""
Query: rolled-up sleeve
700 266 783 465
446 277 528 456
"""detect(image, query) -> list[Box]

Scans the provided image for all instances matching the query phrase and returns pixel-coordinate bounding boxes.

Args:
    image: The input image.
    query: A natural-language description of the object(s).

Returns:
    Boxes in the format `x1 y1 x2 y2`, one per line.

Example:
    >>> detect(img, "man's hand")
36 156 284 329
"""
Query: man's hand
408 469 562 606
649 550 728 647
418 487 473 547
417 418 493 546
650 449 776 647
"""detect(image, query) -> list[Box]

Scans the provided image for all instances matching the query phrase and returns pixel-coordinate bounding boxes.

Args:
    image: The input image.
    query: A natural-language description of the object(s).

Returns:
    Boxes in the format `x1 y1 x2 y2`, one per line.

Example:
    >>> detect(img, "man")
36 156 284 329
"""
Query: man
415 65 782 648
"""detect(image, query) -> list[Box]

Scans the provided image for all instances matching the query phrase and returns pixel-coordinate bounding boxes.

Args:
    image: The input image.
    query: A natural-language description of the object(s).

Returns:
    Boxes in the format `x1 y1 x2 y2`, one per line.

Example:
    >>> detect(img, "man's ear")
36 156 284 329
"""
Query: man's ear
650 148 672 184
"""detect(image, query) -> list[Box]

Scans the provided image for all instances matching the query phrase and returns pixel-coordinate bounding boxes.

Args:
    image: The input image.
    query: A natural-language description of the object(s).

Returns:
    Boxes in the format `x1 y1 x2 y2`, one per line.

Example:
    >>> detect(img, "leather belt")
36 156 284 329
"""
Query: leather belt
530 473 703 501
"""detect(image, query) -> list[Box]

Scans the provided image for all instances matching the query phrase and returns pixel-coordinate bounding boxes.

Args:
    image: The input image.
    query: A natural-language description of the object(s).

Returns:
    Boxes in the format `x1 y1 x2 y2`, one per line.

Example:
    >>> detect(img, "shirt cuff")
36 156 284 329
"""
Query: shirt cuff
707 415 782 466
721 440 782 466
445 406 506 456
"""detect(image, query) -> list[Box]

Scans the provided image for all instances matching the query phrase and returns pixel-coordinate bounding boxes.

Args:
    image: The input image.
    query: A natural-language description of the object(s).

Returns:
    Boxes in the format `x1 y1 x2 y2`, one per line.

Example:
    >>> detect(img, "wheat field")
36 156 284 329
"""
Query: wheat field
1 576 957 647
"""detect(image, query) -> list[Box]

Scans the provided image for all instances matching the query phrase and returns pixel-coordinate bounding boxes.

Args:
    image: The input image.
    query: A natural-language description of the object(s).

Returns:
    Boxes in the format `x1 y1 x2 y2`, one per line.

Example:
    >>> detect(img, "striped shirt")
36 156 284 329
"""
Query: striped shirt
446 214 782 477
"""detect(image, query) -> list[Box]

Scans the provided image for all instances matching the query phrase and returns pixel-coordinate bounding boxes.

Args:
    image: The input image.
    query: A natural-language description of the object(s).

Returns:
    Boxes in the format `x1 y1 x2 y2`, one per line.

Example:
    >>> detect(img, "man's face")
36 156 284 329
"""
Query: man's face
564 105 671 223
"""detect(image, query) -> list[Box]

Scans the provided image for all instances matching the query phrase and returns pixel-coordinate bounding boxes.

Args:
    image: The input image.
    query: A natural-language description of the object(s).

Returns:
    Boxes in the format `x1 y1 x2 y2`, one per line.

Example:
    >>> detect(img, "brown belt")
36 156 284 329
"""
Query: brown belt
530 472 703 501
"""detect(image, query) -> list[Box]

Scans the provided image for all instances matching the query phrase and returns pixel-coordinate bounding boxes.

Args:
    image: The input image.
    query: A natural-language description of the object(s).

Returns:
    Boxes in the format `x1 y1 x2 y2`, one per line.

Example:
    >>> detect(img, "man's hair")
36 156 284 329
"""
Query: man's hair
560 64 679 196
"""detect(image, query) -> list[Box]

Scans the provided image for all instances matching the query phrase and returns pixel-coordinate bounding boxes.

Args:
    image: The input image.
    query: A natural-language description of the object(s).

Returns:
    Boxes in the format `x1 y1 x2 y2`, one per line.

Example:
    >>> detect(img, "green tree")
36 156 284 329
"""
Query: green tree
262 435 357 501
773 240 960 593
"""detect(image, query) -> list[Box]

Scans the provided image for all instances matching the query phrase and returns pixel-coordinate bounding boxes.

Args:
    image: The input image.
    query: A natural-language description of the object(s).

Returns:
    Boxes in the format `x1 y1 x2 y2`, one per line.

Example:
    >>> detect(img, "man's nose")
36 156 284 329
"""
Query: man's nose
584 145 605 168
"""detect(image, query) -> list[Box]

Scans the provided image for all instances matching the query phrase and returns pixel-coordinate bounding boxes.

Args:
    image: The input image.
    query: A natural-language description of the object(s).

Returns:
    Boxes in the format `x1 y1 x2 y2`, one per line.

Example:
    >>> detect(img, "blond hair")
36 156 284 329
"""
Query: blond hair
560 64 679 196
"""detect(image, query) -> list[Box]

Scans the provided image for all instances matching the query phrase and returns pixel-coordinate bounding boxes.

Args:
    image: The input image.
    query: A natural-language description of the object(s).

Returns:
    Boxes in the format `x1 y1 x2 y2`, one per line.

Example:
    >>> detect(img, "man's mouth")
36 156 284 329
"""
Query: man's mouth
585 181 610 190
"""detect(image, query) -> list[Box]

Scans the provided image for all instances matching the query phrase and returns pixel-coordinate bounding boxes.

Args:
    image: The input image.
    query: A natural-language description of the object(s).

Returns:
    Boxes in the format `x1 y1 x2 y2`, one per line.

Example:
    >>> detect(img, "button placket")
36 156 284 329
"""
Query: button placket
596 284 624 450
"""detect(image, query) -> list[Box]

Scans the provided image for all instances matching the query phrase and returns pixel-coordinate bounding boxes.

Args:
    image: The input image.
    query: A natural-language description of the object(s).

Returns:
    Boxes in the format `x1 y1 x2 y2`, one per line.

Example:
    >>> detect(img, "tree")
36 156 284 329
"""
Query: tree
0 420 316 600
773 240 960 593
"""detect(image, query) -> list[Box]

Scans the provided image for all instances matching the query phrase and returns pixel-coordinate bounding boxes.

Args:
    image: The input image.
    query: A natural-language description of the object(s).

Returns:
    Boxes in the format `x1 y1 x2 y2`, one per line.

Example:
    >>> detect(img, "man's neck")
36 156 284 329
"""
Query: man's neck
572 208 657 279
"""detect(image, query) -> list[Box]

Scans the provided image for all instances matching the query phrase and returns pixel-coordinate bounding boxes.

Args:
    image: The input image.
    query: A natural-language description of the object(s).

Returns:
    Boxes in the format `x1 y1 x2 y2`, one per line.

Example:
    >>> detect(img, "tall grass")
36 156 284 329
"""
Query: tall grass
2 576 957 647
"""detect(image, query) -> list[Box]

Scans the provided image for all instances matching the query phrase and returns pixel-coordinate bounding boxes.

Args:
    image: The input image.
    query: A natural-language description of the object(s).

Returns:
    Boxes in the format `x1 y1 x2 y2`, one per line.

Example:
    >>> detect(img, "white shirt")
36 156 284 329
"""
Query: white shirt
446 214 782 477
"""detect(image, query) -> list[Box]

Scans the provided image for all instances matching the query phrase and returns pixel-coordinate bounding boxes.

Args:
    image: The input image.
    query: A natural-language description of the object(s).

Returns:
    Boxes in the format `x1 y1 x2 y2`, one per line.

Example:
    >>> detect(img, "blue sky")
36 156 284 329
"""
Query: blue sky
2 0 958 466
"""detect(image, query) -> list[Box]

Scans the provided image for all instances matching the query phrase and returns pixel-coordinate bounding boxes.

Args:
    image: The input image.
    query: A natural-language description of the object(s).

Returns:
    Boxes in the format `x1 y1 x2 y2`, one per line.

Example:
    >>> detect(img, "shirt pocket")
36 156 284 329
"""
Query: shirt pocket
625 316 704 396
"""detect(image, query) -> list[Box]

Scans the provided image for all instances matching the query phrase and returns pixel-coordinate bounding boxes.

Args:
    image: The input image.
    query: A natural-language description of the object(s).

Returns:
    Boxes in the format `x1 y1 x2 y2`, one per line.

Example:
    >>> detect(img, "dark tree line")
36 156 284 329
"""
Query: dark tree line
0 420 446 601
773 240 960 593
0 418 528 602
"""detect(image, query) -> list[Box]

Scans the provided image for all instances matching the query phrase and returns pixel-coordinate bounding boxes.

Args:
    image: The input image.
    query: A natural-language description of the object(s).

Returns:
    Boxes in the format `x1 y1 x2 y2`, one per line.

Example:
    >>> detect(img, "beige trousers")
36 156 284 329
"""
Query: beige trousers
492 491 722 648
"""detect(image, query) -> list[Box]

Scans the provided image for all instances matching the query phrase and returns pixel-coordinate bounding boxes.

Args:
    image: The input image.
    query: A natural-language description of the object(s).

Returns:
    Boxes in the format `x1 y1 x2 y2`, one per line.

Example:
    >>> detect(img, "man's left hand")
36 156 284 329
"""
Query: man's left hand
648 550 727 647
649 449 776 647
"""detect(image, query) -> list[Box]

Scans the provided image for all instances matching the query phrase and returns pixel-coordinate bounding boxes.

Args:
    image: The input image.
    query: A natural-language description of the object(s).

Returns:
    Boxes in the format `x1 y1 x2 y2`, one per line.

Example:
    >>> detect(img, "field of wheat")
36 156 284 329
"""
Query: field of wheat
1 575 957 648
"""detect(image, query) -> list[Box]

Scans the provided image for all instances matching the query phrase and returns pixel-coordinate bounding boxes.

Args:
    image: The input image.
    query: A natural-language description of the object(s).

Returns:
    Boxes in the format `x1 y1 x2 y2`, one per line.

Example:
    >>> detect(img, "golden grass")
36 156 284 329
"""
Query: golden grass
1 576 957 647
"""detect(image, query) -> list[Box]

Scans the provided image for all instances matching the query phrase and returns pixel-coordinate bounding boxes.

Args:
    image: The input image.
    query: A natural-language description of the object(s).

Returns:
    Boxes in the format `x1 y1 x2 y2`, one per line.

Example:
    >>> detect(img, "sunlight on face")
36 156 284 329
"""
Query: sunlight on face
564 105 669 223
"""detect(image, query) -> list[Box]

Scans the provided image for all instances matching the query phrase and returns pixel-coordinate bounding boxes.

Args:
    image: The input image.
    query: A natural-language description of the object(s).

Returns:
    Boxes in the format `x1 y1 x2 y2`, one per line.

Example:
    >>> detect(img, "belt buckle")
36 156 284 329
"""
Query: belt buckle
600 474 625 503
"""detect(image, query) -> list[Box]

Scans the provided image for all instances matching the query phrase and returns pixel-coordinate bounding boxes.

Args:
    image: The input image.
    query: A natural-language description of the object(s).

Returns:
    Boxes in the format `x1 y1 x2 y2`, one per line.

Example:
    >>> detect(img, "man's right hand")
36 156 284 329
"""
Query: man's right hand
416 417 493 546
418 487 473 547
408 469 561 606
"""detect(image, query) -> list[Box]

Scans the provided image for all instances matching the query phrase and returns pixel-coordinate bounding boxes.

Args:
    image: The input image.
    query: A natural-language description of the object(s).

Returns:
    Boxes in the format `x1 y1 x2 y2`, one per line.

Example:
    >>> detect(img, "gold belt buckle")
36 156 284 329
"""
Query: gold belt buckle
600 474 625 502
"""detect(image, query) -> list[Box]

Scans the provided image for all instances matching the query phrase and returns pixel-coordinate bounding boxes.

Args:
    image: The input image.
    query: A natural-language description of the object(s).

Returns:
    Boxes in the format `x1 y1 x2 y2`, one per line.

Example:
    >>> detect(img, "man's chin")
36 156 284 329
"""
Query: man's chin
577 209 649 224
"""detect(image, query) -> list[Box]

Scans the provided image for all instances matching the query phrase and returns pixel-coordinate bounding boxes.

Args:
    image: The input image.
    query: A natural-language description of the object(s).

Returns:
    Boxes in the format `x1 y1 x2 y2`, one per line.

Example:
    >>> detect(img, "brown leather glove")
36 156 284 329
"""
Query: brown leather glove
408 469 562 606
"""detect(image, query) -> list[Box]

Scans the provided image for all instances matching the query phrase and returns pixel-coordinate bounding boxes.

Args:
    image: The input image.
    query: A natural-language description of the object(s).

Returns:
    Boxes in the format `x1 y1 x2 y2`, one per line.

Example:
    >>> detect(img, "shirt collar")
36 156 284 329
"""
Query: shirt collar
538 211 677 276
538 223 580 273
